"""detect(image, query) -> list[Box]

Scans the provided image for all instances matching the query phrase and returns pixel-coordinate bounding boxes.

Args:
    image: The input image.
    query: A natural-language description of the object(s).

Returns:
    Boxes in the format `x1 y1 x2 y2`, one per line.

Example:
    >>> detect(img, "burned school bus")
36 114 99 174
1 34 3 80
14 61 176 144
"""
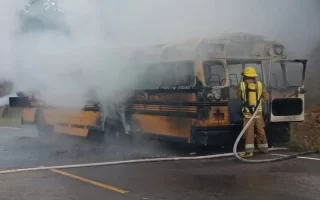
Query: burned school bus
8 82 104 138
103 33 307 146
10 32 307 147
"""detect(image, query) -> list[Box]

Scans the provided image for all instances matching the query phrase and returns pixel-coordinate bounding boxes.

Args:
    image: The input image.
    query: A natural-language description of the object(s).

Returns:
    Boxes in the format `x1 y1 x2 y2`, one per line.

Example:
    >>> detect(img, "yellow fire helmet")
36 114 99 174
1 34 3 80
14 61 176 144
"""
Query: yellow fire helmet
243 66 258 77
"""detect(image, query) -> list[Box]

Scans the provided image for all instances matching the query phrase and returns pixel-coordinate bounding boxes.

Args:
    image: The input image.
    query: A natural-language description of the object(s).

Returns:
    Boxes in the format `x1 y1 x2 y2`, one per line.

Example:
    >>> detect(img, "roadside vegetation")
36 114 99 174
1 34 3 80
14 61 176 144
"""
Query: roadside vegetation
289 105 320 152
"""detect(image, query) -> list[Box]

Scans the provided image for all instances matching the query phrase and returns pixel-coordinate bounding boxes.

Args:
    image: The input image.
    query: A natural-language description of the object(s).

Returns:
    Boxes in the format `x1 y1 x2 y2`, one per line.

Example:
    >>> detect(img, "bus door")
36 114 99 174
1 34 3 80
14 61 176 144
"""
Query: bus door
227 60 264 124
268 59 307 122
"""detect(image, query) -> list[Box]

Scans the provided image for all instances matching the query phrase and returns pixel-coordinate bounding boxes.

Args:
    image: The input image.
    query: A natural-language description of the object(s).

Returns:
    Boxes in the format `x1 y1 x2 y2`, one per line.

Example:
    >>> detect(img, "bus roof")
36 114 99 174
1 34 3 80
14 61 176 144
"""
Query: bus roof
128 33 289 63
130 56 307 65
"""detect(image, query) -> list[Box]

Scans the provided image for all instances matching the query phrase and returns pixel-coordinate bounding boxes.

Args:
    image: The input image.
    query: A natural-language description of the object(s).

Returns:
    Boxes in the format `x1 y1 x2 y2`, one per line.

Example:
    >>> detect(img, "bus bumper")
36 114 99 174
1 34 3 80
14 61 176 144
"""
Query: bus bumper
87 125 103 132
190 123 291 146
52 124 103 137
190 125 242 146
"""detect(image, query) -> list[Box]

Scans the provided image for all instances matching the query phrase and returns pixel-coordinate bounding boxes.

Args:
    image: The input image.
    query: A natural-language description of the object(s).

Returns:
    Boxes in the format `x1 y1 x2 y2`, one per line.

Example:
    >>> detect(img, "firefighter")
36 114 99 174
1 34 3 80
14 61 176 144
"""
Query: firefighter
237 66 269 158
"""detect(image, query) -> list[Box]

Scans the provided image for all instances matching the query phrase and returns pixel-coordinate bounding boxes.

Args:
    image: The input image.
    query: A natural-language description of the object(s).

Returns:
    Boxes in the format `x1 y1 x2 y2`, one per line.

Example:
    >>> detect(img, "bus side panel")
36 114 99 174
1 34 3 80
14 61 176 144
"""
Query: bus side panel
132 114 194 142
197 106 230 126
43 108 59 125
129 91 232 142
128 92 197 142
53 125 89 137
42 109 101 137
147 92 196 101
43 109 100 126
22 108 36 123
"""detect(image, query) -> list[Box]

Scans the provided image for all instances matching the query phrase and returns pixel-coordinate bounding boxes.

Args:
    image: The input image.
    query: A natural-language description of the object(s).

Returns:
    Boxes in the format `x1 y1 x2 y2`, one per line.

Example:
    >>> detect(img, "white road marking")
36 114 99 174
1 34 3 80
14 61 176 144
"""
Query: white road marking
270 153 288 157
0 147 288 175
271 153 320 161
297 156 320 161
0 127 21 130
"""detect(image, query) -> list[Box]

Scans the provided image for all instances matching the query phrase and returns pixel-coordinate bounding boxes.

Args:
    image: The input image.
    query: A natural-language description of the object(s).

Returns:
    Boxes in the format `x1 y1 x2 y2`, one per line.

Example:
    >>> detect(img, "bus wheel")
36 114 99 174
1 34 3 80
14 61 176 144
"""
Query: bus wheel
130 120 143 145
87 130 103 142
103 124 119 143
131 130 143 146
111 126 121 141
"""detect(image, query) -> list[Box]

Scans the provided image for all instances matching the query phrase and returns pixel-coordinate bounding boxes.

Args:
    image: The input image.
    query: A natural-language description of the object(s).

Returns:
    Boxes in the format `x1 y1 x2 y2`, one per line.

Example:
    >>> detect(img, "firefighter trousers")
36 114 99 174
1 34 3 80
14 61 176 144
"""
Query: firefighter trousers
243 114 268 153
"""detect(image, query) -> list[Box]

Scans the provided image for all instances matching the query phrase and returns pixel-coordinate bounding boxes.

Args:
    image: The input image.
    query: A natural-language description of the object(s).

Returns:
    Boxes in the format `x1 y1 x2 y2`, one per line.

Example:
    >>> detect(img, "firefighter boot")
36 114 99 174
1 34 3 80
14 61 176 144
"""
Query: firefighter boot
240 152 253 158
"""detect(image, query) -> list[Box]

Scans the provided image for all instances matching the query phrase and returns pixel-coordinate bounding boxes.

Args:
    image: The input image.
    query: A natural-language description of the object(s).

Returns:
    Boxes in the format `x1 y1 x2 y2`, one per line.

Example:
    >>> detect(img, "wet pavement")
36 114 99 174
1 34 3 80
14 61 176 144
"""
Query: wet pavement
0 126 320 199
0 126 229 170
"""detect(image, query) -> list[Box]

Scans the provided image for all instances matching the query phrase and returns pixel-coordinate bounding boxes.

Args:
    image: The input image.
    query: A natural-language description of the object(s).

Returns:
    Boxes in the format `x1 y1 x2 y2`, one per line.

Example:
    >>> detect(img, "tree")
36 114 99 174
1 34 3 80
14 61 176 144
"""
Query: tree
19 0 69 35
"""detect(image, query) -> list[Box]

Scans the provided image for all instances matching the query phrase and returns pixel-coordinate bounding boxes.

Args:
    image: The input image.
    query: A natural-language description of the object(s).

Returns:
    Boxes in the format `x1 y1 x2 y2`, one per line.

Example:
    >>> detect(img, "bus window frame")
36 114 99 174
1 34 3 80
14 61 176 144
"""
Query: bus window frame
226 60 265 85
132 60 197 90
174 60 197 88
270 60 306 88
202 59 228 88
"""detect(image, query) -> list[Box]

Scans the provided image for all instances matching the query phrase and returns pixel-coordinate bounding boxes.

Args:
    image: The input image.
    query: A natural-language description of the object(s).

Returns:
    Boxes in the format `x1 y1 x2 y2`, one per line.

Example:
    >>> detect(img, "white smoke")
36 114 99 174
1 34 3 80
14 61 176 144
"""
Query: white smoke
0 0 319 108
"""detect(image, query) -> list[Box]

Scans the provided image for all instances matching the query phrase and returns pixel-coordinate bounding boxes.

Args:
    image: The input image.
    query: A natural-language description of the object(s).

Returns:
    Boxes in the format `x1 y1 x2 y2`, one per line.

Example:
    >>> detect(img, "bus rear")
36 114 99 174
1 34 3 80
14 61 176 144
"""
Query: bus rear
9 95 103 138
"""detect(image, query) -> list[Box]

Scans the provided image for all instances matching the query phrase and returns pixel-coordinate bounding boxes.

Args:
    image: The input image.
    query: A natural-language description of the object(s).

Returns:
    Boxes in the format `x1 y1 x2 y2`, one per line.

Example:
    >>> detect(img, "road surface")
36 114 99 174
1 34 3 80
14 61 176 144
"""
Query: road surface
0 126 319 200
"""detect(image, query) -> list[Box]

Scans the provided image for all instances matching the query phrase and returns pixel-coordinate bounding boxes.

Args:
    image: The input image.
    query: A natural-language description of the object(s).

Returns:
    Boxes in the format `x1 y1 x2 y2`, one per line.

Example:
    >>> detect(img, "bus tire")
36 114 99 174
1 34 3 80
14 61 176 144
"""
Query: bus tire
103 122 120 144
87 130 102 142
130 120 143 145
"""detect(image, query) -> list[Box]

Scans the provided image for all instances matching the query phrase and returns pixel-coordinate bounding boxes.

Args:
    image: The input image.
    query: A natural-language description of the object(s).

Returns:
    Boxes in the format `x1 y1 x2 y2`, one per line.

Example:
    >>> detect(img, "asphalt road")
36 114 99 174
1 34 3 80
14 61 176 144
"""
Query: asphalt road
0 126 228 170
0 126 320 200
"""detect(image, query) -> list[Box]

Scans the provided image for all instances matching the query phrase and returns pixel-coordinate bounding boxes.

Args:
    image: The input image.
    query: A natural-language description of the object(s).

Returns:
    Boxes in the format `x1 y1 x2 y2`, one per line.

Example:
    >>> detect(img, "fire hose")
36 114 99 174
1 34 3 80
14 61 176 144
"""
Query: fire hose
233 100 315 163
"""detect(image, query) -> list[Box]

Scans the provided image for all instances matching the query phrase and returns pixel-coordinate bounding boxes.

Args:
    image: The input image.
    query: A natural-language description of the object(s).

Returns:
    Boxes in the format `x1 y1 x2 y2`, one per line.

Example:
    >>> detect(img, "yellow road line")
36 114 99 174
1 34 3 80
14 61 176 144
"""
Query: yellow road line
50 168 129 194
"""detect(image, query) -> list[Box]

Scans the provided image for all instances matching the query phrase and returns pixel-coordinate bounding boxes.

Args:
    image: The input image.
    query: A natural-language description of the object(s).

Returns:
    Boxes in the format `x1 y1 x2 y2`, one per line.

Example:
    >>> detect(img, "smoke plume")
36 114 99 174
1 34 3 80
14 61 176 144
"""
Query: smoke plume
0 0 319 108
